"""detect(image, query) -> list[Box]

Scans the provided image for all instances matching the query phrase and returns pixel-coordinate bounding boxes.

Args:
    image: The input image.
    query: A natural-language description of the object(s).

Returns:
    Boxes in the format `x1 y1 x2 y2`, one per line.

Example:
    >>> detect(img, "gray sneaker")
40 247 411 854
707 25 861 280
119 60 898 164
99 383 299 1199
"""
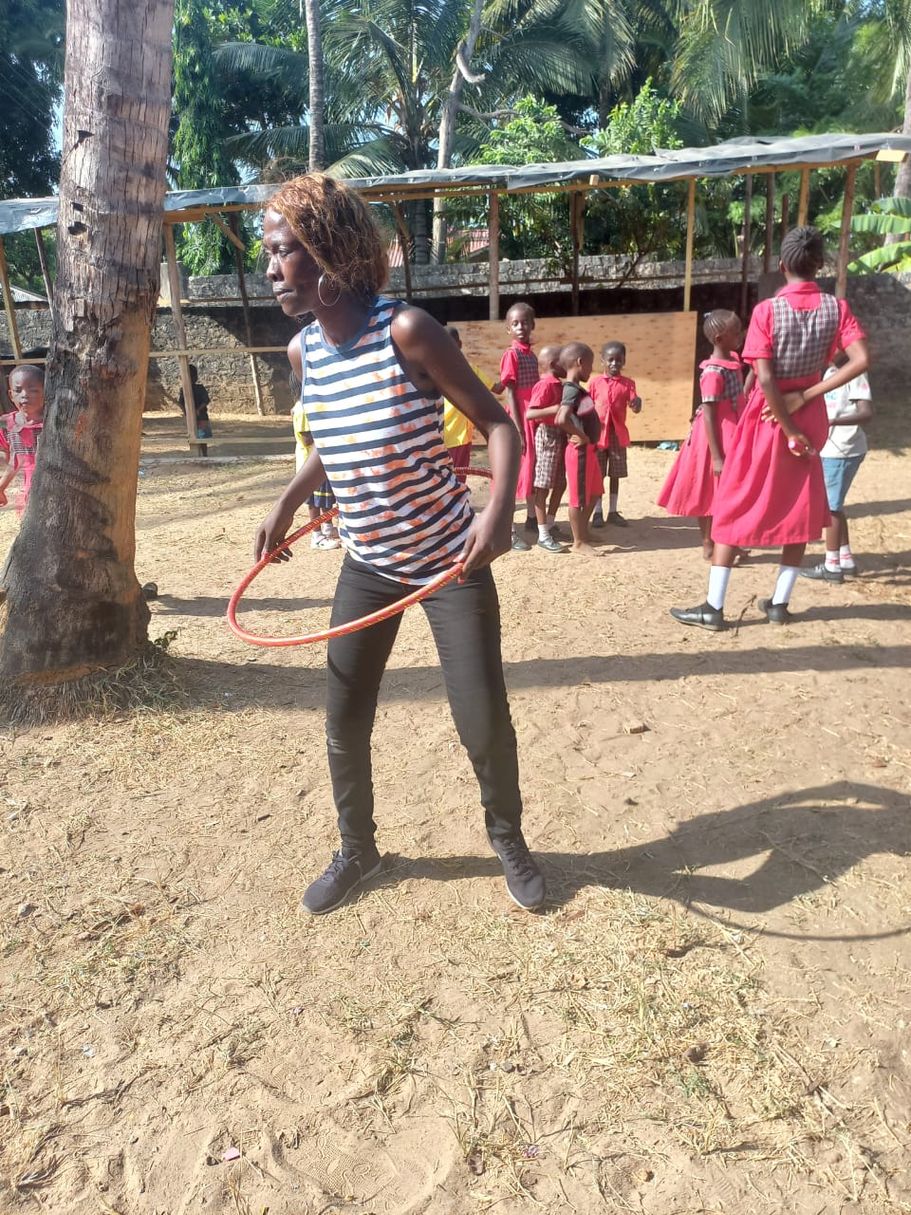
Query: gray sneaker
301 847 383 915
511 532 532 552
491 834 546 910
537 533 566 553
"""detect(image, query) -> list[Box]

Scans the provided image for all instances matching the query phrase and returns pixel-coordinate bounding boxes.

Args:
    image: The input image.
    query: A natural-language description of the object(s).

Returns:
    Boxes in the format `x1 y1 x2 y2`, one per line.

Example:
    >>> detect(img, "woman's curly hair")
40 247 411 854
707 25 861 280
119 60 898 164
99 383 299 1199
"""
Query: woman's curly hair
779 225 825 278
270 174 388 302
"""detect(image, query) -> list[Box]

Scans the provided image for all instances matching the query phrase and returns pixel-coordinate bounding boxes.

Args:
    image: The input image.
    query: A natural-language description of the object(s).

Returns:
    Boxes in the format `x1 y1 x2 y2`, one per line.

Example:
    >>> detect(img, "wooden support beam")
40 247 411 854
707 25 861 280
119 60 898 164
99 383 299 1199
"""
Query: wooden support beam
33 228 54 303
163 224 206 453
835 161 859 300
228 214 265 417
780 192 790 244
763 172 776 273
390 203 413 304
798 168 810 226
570 192 585 317
0 236 23 361
488 191 500 322
683 178 696 312
739 173 753 320
212 213 247 252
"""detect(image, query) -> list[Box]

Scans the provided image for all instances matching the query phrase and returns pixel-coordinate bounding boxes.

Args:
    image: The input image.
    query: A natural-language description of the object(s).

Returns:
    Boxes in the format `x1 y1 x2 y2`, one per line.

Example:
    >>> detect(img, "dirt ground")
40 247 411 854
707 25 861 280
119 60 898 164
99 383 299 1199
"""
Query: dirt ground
1 425 910 1214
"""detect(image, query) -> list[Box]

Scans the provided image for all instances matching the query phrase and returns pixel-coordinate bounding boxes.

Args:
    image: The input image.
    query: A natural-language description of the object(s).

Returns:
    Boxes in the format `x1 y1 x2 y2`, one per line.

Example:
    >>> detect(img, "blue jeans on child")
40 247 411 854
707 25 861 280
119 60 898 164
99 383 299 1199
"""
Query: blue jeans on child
821 454 865 512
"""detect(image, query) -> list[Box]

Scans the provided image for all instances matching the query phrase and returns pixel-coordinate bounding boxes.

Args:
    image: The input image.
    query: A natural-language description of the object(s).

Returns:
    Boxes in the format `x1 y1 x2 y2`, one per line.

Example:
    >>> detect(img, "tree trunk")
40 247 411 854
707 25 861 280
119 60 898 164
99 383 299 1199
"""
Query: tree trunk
305 0 325 172
431 0 485 263
0 0 173 683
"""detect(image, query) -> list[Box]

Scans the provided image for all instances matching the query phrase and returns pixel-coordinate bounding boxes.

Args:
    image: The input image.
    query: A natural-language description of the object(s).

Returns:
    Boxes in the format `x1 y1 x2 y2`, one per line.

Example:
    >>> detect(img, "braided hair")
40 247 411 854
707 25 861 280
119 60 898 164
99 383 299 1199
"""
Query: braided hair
779 226 825 278
703 310 739 342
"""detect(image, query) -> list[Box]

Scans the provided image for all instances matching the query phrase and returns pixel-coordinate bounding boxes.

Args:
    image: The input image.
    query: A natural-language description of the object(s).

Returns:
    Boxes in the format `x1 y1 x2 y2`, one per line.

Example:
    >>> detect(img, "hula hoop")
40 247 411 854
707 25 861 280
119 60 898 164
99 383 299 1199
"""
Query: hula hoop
226 465 492 647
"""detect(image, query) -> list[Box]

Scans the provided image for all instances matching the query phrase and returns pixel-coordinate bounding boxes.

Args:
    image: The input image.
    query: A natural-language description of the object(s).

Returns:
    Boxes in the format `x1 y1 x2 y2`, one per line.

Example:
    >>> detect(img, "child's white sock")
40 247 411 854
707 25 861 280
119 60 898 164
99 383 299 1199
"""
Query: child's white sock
840 544 855 568
538 524 550 542
592 497 603 517
772 565 799 605
706 566 731 611
609 493 619 513
824 549 841 571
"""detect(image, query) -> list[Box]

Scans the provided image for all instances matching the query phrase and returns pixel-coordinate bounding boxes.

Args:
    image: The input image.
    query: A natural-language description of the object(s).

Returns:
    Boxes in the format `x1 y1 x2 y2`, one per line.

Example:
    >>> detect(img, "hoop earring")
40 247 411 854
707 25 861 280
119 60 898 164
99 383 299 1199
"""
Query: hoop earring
317 273 341 307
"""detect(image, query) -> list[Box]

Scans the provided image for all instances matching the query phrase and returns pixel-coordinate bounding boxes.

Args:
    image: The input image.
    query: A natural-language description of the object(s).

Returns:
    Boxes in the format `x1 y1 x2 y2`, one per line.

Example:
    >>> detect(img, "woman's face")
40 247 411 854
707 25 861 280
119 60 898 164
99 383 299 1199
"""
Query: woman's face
263 209 321 316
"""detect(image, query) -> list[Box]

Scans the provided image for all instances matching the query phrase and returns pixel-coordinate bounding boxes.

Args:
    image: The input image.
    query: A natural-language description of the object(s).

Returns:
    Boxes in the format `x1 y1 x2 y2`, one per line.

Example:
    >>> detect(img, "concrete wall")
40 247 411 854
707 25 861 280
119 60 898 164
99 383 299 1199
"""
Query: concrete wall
2 261 909 418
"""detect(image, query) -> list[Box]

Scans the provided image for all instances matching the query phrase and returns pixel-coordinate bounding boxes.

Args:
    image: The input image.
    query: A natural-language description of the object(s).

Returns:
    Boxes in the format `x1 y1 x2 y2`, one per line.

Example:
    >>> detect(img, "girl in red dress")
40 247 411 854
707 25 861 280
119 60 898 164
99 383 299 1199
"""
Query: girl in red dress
671 227 868 631
658 310 745 560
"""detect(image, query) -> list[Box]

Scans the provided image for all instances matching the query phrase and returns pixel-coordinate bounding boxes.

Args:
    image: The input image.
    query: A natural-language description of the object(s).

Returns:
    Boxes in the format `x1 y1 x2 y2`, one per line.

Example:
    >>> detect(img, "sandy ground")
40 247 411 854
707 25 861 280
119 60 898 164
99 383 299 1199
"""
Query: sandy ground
1 430 910 1214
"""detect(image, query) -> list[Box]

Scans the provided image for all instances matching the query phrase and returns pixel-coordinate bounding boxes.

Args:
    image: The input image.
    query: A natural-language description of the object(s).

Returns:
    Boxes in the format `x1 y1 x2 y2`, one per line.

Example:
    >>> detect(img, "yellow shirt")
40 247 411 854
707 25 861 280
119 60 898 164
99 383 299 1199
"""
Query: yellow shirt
442 363 490 449
292 399 312 473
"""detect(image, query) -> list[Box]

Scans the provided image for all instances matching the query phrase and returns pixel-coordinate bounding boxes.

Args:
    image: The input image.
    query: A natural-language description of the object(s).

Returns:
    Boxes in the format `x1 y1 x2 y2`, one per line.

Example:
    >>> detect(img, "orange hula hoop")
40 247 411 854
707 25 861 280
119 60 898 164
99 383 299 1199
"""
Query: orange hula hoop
226 466 492 648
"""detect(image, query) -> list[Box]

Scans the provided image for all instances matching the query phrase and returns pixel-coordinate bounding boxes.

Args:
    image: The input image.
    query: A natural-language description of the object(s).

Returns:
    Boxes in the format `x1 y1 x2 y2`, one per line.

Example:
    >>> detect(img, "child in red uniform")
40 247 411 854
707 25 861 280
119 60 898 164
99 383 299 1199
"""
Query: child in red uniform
499 302 539 551
658 310 745 560
588 341 641 527
557 342 602 553
525 344 567 553
0 365 45 516
671 227 868 632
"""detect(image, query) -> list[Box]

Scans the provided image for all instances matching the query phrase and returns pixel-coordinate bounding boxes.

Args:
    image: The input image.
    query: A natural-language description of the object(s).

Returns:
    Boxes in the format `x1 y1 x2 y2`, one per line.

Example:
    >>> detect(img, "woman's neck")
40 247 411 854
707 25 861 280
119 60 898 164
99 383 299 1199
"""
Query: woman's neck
315 293 372 346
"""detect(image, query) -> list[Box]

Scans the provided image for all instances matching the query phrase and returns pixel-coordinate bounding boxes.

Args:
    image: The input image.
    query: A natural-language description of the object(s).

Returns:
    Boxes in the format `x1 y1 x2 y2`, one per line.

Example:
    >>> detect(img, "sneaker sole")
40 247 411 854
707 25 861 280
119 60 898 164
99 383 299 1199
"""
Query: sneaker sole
301 858 383 915
505 885 547 911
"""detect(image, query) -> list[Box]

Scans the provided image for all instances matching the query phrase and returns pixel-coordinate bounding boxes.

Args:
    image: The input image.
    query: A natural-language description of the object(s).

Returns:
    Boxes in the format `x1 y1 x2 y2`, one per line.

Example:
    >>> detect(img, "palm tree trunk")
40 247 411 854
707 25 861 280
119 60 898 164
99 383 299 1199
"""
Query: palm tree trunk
304 0 325 172
894 59 911 198
0 0 173 682
431 0 485 264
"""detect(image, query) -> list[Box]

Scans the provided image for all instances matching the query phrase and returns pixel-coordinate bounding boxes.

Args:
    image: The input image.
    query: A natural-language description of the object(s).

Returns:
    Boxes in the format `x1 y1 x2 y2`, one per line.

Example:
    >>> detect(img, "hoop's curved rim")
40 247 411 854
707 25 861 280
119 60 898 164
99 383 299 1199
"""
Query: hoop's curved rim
226 466 491 647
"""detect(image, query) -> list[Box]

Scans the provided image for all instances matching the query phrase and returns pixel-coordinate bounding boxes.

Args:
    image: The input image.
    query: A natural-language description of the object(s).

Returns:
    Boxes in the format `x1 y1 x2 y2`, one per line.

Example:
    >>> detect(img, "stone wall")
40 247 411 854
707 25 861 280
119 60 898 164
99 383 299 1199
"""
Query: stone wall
2 263 909 416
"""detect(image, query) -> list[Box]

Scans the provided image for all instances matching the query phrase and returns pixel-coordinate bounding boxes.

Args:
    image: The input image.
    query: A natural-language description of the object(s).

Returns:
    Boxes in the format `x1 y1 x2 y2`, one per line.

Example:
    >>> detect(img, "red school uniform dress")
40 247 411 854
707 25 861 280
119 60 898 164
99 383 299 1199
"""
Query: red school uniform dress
0 411 42 516
499 340 539 498
711 282 866 548
588 372 637 479
561 383 603 508
657 355 744 517
529 374 566 491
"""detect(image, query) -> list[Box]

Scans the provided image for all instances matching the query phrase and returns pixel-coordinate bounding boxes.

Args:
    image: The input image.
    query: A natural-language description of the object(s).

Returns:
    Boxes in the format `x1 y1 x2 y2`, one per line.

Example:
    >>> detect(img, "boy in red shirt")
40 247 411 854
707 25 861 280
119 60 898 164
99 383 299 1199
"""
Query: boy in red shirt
525 344 566 553
499 301 538 551
588 340 641 527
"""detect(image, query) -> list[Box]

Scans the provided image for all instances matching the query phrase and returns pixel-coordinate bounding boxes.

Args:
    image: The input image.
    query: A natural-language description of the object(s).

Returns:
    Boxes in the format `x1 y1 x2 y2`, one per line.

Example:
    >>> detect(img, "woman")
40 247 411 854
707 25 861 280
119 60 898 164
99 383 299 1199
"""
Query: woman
671 226 869 631
254 174 544 914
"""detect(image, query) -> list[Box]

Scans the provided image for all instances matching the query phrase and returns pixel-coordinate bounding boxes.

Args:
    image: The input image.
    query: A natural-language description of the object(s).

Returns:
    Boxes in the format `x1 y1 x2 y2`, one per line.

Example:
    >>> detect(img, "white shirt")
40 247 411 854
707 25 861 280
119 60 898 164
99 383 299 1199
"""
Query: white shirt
820 367 871 459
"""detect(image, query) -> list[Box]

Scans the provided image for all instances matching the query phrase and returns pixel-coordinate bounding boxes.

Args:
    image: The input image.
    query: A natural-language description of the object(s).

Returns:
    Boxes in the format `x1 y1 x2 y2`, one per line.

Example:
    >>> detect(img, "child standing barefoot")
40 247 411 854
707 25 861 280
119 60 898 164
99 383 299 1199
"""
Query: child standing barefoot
670 227 868 632
525 344 567 553
557 343 602 553
588 341 641 527
0 365 45 516
658 310 745 560
499 302 538 550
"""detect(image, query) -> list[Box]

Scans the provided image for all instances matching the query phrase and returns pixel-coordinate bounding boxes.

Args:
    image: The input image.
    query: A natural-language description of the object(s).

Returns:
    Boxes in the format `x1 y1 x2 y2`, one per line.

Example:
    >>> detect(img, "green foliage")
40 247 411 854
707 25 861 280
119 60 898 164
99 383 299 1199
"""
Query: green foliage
582 80 683 157
850 195 911 274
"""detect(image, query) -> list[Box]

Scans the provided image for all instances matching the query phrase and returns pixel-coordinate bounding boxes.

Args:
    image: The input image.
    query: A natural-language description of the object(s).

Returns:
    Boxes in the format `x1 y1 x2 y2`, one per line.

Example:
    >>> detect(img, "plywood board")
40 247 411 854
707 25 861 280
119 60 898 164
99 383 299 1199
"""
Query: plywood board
456 311 699 442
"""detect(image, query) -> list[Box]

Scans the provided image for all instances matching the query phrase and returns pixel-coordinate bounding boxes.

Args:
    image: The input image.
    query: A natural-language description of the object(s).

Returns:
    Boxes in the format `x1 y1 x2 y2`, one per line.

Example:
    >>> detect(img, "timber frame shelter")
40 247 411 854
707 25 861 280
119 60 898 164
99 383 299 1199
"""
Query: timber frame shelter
1 130 909 452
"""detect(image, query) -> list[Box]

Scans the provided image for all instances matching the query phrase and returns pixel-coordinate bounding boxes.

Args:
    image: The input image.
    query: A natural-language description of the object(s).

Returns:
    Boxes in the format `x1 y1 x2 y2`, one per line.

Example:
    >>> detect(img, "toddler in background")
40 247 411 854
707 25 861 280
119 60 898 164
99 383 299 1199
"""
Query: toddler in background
441 326 501 473
0 364 45 516
499 301 538 551
525 344 567 553
557 342 602 553
588 340 641 527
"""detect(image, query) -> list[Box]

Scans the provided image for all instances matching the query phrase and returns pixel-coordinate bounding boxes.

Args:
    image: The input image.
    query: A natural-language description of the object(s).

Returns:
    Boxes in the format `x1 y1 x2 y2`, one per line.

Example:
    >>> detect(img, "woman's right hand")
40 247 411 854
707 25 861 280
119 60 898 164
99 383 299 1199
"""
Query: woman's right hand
254 501 296 562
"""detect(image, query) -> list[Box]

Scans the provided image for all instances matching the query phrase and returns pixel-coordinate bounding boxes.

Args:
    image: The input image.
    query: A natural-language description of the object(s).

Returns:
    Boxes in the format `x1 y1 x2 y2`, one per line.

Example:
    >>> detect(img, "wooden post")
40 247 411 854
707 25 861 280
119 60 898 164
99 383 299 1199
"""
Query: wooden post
780 193 790 244
228 213 265 417
163 222 204 453
33 228 54 304
835 162 858 300
488 190 500 322
683 177 696 312
570 192 585 317
797 167 810 226
0 236 23 361
763 172 776 273
739 173 753 319
390 203 413 304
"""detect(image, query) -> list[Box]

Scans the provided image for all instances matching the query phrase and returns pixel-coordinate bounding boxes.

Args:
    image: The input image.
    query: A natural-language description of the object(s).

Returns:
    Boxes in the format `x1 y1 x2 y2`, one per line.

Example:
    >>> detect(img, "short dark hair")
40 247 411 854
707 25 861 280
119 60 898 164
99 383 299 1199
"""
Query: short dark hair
559 341 593 371
780 226 825 278
602 341 626 359
703 310 740 341
9 363 43 384
445 325 460 342
506 301 535 321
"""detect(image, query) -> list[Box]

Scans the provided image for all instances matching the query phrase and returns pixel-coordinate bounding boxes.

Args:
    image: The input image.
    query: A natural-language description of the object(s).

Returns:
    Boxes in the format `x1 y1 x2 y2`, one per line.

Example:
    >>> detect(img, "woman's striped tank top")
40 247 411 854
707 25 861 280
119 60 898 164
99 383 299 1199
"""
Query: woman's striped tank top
300 297 473 584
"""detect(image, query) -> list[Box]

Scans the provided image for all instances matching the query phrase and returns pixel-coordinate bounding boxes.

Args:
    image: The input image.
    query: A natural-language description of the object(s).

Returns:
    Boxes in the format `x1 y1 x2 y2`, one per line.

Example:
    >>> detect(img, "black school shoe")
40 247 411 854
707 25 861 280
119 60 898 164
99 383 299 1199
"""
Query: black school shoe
669 601 726 632
757 597 794 625
798 563 844 583
301 847 383 915
490 834 546 910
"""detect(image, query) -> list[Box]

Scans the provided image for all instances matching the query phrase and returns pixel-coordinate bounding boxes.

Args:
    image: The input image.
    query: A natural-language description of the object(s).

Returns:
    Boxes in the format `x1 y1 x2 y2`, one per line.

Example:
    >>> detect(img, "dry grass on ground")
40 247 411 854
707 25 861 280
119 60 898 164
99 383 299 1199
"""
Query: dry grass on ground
1 443 910 1214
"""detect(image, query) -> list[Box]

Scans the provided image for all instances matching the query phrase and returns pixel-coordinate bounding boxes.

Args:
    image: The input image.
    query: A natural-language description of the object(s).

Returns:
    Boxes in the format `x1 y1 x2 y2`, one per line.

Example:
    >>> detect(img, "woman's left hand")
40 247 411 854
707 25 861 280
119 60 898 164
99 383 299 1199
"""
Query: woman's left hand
458 504 512 577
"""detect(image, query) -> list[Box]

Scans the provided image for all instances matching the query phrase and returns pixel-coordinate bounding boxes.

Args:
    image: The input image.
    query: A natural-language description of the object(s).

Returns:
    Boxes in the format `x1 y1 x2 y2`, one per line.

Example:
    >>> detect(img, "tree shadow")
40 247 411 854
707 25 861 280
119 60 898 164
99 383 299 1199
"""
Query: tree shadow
153 593 333 618
375 780 910 929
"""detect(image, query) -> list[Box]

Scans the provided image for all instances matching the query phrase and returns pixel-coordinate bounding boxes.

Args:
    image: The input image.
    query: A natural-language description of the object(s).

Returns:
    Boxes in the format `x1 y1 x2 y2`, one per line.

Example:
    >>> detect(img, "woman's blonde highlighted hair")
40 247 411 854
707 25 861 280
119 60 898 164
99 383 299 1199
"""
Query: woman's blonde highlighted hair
270 173 388 302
